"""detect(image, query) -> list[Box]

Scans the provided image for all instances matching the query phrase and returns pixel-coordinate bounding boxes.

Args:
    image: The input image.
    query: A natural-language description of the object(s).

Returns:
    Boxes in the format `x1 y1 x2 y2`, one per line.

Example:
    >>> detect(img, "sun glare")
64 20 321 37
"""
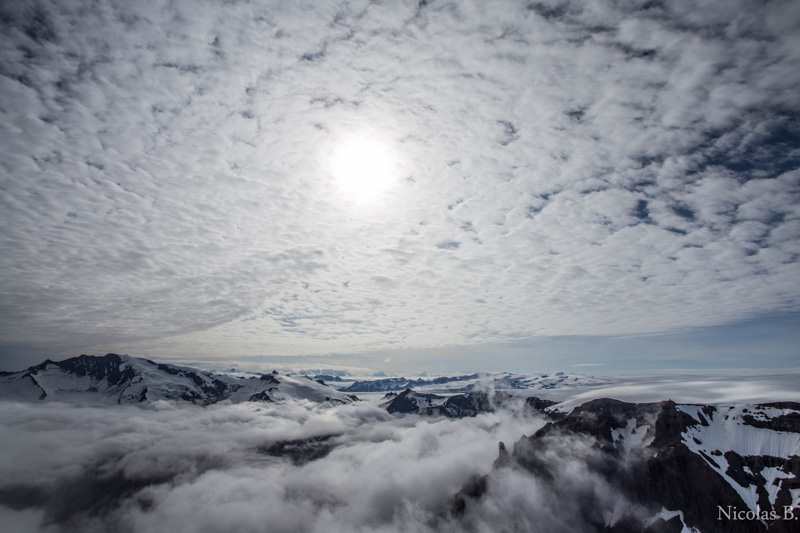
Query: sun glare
330 134 397 204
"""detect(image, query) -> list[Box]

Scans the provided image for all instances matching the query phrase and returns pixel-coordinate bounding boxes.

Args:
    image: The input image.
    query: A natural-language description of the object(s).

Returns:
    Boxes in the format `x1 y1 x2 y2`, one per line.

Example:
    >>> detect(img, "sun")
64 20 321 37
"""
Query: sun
330 134 398 204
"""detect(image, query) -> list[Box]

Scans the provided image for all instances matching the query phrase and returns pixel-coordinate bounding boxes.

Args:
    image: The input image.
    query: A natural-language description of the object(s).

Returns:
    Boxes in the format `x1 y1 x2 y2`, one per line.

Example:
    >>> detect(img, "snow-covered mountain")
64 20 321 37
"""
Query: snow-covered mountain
382 389 493 417
0 354 358 405
343 373 481 392
382 388 557 418
453 398 800 533
342 371 612 394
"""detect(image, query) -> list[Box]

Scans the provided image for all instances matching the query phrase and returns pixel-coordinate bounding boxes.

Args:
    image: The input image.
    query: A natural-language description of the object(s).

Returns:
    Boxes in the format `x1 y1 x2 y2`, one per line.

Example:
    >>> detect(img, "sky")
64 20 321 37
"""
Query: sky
1 0 799 370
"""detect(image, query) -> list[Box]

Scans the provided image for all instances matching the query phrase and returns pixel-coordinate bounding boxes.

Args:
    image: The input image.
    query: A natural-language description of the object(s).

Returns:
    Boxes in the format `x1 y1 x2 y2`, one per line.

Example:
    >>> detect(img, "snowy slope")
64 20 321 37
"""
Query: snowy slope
678 403 800 515
0 354 357 405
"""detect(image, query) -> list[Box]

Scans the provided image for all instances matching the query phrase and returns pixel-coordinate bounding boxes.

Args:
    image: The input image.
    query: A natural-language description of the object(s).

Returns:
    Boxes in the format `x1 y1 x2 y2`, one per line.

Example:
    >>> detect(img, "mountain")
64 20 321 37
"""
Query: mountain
343 373 481 392
381 389 492 417
382 388 557 418
0 354 358 405
452 398 800 532
342 371 612 394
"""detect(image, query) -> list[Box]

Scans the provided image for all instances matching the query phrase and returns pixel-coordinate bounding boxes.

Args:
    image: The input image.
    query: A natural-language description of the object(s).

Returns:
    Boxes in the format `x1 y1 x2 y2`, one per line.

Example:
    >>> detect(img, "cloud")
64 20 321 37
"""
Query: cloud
456 434 648 533
0 395 669 533
0 0 798 357
553 372 800 412
0 399 555 533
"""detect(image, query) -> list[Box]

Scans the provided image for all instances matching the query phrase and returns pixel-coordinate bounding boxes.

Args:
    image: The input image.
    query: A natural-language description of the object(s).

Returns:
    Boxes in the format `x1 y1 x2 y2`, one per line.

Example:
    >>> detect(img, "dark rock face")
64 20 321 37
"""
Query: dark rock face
154 362 229 403
385 389 440 414
22 354 139 399
626 439 758 533
52 353 138 387
453 398 800 533
536 398 661 443
494 441 511 468
441 391 493 417
248 390 274 402
524 396 557 412
450 474 488 516
260 435 338 465
384 389 495 418
742 403 800 433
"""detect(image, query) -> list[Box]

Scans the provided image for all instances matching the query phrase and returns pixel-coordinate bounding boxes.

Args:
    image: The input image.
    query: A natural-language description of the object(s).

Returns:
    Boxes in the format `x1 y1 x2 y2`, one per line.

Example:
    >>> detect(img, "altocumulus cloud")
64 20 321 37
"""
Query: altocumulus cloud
0 0 799 357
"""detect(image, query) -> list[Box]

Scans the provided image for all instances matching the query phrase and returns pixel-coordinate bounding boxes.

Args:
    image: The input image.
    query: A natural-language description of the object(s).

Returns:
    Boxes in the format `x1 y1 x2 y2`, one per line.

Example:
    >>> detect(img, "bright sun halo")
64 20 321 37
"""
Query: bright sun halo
331 134 397 203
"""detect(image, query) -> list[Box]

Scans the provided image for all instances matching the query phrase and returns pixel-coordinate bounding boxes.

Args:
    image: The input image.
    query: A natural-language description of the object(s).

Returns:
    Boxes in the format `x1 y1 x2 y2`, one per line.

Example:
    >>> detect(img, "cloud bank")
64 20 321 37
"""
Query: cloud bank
0 0 798 356
0 399 560 533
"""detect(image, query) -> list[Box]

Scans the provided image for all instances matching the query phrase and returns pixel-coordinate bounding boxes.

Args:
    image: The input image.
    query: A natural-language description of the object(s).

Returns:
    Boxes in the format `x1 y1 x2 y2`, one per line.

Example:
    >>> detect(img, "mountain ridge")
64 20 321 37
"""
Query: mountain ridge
0 353 358 405
452 397 800 533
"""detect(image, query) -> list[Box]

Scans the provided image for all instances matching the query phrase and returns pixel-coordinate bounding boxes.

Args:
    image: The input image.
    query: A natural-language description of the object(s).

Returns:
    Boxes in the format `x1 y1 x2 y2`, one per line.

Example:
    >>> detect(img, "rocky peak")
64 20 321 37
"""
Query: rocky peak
455 398 800 533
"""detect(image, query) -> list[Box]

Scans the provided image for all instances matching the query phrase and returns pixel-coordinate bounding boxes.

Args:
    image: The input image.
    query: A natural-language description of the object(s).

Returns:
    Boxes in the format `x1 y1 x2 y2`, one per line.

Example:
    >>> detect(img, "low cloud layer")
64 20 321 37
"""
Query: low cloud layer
0 400 552 533
551 372 800 412
1 0 799 357
0 397 660 533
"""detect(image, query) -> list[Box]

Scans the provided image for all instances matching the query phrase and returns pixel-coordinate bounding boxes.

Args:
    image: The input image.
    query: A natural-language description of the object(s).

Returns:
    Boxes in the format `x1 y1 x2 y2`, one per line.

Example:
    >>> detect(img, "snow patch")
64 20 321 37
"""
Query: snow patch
680 404 800 515
648 508 700 533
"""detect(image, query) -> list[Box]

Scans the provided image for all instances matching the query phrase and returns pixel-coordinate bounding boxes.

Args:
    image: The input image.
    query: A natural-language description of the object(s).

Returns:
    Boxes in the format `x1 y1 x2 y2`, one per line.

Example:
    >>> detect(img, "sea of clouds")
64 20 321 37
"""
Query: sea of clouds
0 398 640 533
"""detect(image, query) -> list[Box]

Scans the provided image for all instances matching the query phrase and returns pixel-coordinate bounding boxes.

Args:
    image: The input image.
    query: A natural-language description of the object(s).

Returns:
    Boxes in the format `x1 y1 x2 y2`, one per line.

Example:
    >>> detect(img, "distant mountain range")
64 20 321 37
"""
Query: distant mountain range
0 354 358 405
342 374 481 392
0 355 613 409
342 371 612 393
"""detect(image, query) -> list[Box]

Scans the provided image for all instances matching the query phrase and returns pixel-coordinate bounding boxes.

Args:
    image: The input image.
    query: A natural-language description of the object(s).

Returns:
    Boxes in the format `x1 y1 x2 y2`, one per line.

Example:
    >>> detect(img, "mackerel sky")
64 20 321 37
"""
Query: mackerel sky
1 0 799 365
